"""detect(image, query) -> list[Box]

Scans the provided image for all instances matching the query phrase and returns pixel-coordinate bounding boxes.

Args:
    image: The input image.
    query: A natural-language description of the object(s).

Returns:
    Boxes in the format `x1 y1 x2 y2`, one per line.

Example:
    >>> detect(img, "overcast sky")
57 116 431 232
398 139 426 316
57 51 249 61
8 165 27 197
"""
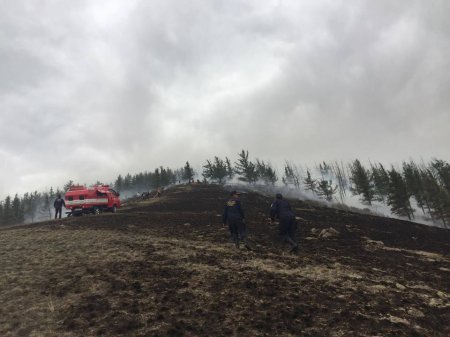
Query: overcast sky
1 0 449 198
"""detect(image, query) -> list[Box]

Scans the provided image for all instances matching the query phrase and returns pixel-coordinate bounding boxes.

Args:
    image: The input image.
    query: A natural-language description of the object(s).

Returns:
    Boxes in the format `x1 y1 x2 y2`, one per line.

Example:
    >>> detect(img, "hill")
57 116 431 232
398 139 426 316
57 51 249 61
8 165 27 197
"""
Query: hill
0 184 449 336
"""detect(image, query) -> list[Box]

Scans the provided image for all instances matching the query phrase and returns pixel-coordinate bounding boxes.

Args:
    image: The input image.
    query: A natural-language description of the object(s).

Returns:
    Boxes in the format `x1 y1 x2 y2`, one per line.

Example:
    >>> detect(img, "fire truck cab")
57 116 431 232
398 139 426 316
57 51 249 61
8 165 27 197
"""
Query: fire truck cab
65 185 121 216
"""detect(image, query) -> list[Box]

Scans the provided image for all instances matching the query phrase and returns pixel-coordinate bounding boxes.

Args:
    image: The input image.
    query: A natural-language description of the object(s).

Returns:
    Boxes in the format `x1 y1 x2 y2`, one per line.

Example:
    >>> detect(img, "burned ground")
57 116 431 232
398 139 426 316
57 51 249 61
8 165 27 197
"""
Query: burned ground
0 184 449 336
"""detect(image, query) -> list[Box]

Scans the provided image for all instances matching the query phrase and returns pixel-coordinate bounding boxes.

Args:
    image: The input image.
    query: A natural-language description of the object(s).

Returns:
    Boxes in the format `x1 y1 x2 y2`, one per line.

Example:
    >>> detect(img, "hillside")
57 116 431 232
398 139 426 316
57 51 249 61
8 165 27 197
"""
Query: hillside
0 184 449 337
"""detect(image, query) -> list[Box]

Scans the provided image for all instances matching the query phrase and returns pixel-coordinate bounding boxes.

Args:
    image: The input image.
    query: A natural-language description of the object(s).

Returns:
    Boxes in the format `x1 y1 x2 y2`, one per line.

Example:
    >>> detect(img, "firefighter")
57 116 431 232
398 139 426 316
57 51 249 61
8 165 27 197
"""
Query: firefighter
54 194 66 219
270 193 299 252
223 190 250 250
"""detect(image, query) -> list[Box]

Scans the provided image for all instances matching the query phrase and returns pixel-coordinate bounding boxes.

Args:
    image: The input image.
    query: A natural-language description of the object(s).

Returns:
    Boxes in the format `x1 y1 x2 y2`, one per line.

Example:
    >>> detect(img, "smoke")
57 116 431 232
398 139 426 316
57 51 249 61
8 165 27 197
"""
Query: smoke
1 0 450 200
223 164 446 228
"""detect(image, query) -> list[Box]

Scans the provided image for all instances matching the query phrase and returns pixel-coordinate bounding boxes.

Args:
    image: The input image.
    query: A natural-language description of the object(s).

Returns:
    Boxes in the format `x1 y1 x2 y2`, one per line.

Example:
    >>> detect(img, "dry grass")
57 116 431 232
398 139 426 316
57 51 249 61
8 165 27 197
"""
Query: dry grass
1 184 449 337
0 227 148 336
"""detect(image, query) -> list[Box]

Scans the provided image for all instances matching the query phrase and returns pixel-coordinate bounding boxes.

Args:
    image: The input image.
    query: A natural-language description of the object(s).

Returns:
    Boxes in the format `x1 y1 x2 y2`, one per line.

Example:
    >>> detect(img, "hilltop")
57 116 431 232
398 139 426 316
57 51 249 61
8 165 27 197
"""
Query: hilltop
0 184 449 336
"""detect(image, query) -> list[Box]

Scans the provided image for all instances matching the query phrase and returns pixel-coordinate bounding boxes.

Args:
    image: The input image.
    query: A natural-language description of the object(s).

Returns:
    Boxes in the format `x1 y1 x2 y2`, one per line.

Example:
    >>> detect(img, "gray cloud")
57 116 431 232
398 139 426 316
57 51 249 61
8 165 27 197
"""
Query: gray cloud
0 0 449 198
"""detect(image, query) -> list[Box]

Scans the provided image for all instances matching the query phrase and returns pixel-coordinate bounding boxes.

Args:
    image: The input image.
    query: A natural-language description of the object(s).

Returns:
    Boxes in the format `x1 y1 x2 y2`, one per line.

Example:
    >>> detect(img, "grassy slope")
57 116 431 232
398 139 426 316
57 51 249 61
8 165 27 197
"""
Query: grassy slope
0 184 449 337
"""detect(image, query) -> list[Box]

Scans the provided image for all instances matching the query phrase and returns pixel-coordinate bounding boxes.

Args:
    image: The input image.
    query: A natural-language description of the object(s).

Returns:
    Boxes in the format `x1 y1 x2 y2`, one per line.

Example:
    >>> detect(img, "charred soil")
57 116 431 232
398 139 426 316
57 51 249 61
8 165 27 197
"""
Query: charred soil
0 184 449 336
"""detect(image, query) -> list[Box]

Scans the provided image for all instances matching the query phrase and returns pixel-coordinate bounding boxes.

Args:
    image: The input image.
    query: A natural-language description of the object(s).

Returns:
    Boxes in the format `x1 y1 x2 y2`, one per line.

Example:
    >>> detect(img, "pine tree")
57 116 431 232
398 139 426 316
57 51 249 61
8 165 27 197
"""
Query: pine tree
3 196 13 225
225 157 234 180
282 162 300 189
164 168 174 185
318 162 332 179
420 168 449 227
0 202 3 227
429 160 450 226
12 194 24 224
174 168 184 184
63 180 75 192
144 171 153 186
234 150 257 183
158 167 168 187
331 161 348 203
387 168 414 220
132 173 144 190
41 192 52 220
256 159 278 185
350 159 375 205
49 187 55 200
402 161 428 215
115 175 124 192
23 192 39 223
303 169 317 194
202 160 213 182
183 161 195 183
371 163 390 202
216 158 229 183
430 159 450 193
316 179 338 201
203 157 228 184
123 174 133 190
151 169 160 188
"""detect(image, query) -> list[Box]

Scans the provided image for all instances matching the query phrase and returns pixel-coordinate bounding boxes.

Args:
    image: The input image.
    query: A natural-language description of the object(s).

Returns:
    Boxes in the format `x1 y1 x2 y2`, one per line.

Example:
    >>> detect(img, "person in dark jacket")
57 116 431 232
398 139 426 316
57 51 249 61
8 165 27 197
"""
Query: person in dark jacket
54 194 66 219
270 193 299 252
223 191 250 249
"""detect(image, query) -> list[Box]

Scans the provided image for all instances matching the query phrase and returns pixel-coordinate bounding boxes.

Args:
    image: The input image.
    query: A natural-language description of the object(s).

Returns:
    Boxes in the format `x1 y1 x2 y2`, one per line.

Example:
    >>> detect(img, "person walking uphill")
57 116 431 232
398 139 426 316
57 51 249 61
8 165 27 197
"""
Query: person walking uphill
270 193 299 252
223 191 250 250
54 194 66 219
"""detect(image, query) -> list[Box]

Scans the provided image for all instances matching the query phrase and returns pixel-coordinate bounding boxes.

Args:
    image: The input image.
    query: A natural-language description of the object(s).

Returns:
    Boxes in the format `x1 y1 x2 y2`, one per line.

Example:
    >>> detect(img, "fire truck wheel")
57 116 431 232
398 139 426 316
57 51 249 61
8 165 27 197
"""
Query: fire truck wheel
93 207 101 215
112 205 117 213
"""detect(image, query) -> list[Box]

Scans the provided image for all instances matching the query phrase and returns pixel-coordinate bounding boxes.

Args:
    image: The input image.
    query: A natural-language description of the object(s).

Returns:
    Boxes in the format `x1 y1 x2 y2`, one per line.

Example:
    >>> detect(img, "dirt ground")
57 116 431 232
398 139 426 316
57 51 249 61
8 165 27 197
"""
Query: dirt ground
0 184 449 336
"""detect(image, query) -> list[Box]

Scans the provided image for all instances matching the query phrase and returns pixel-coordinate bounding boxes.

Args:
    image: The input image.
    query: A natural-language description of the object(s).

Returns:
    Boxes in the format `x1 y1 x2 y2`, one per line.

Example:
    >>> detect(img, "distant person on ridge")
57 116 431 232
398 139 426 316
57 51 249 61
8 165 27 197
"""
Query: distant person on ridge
154 187 162 198
54 194 66 219
270 193 299 252
223 190 250 250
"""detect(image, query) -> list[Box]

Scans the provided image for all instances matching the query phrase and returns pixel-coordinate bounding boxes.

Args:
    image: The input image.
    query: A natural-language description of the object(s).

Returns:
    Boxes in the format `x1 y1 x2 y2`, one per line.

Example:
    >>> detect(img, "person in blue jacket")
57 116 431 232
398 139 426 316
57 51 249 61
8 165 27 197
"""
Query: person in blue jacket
270 193 299 252
54 194 66 219
223 190 250 249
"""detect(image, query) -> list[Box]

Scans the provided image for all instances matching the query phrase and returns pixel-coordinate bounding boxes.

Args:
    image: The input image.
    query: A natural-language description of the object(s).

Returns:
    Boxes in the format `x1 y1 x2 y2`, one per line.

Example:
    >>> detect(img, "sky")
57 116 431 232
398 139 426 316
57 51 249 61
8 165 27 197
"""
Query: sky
1 0 449 198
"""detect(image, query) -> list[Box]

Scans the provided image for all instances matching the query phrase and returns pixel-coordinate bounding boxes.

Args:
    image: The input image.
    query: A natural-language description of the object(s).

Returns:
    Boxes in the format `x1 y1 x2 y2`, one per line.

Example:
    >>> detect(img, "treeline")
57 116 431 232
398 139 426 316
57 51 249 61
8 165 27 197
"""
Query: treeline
0 163 196 227
112 163 195 193
1 151 449 227
348 159 450 226
0 188 63 226
200 151 344 202
198 151 449 227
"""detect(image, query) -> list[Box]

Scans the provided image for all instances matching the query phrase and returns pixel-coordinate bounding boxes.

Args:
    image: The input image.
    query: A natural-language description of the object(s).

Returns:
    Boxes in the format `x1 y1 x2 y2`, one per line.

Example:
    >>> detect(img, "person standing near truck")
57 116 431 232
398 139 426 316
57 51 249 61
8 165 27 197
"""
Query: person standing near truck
54 194 66 219
270 193 299 252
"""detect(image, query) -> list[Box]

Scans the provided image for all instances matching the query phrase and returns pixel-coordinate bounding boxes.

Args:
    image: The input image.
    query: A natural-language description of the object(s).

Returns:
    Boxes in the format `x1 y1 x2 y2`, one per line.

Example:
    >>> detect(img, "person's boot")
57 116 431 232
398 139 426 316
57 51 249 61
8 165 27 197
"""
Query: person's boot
242 238 251 250
286 237 299 252
234 238 240 249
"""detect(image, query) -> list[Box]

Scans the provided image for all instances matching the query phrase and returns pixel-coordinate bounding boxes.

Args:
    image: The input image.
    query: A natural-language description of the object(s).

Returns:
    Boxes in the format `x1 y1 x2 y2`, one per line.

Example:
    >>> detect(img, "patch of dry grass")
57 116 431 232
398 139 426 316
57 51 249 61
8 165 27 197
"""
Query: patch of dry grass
0 227 151 336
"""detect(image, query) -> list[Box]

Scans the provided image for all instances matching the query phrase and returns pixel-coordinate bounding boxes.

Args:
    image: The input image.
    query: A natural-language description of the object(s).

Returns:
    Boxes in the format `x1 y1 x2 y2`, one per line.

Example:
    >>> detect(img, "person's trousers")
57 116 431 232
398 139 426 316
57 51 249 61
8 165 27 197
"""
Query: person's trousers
228 218 246 242
279 216 297 244
55 207 63 219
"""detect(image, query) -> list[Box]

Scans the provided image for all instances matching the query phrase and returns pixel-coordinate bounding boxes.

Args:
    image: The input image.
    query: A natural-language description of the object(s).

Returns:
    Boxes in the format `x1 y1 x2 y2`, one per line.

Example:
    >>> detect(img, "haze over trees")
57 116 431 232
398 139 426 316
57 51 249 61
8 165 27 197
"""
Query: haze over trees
0 150 449 228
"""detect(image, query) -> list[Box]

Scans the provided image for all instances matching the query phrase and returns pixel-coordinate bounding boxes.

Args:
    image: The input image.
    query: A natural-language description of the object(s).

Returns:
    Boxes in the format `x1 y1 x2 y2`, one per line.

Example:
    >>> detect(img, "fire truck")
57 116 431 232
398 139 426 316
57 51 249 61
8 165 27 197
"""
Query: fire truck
65 185 121 216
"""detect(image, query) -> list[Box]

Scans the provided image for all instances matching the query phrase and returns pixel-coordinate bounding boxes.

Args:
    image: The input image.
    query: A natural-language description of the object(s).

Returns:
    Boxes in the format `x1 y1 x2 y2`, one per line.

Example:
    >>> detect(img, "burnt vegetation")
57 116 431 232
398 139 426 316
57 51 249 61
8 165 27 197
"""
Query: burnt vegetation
0 184 449 336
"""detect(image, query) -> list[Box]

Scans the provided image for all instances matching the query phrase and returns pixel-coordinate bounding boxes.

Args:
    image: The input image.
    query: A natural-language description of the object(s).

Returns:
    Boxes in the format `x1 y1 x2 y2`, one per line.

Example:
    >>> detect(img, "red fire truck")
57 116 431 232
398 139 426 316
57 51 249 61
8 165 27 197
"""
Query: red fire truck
65 185 121 216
